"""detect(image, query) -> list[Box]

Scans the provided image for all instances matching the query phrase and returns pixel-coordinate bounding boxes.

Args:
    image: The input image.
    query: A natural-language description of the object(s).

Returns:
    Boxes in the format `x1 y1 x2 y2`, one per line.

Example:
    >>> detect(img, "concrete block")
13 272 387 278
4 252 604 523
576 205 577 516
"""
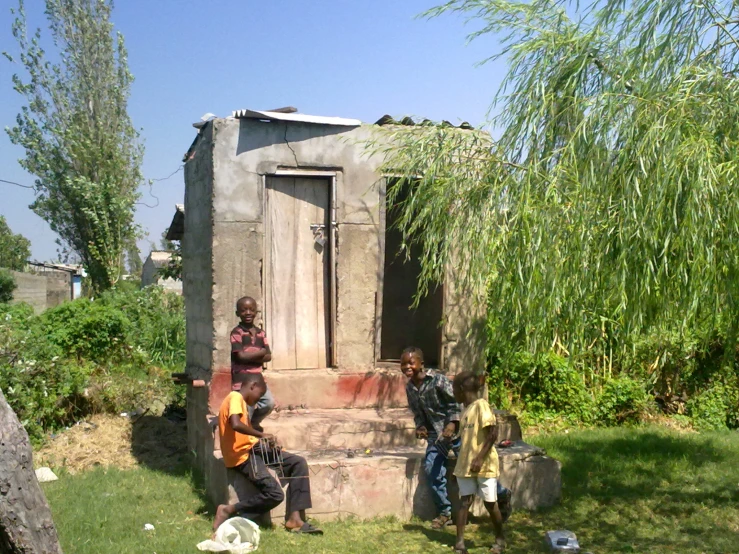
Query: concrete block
498 443 562 510
495 411 523 442
296 449 436 522
448 442 562 516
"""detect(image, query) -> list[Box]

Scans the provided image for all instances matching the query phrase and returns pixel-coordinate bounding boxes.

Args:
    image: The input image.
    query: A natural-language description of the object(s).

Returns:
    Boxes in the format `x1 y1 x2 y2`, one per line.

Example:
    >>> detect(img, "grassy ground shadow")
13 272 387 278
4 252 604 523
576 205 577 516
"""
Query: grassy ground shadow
498 427 739 553
42 426 739 553
129 412 210 515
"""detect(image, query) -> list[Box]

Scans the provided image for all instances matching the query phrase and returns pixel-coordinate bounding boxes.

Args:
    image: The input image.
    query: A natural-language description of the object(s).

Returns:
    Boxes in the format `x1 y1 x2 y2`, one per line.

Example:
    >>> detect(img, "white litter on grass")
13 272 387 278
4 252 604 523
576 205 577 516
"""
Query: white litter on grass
197 517 260 553
35 467 58 483
144 524 155 531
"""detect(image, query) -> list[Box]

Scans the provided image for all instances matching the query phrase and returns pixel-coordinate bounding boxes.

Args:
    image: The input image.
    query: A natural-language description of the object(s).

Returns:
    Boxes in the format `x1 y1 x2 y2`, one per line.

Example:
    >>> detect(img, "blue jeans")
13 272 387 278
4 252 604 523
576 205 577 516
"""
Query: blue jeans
425 437 461 517
247 387 275 429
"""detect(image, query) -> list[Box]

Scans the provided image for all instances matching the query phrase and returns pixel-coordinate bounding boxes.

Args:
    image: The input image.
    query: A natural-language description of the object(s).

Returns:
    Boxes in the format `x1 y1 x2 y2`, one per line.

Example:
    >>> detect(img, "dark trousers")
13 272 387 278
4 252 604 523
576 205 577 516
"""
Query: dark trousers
232 450 312 522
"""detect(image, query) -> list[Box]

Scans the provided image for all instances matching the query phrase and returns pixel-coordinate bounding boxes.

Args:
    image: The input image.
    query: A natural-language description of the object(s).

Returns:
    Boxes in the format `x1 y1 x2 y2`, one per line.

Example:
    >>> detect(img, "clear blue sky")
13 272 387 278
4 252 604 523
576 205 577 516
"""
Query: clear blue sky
0 0 506 262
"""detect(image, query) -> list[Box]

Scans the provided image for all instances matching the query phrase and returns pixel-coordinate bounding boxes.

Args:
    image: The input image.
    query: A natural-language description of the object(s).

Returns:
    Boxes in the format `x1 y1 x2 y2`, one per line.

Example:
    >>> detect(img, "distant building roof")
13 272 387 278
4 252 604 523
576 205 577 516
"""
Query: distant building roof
146 251 173 269
26 261 84 275
232 109 362 127
166 204 184 241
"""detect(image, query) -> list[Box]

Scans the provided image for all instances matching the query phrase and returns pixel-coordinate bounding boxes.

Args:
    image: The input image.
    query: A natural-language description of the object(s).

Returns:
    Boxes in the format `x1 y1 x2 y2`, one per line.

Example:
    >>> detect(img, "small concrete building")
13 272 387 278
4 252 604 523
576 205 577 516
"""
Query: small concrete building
171 109 560 520
141 250 182 293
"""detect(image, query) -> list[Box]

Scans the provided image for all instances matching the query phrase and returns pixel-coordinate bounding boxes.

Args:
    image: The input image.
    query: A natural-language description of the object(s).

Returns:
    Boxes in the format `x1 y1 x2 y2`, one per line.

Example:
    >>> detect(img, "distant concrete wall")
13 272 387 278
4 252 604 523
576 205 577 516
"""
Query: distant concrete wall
8 270 71 313
141 258 158 287
46 275 71 310
158 277 183 294
141 257 183 293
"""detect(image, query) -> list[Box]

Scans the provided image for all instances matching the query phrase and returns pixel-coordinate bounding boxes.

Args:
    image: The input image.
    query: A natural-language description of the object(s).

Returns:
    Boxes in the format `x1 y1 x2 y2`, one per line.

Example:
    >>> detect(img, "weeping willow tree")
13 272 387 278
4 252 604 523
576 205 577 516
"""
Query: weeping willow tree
373 0 739 365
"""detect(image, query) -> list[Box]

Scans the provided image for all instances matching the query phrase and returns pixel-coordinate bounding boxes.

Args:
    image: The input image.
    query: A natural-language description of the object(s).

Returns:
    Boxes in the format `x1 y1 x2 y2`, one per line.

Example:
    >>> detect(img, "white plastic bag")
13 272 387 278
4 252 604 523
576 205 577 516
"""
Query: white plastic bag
197 517 260 553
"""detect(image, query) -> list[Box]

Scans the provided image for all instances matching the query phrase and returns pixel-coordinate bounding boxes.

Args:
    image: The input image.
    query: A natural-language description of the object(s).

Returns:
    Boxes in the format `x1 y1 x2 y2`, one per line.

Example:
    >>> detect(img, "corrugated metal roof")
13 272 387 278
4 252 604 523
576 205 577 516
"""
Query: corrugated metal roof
374 114 474 130
232 109 362 127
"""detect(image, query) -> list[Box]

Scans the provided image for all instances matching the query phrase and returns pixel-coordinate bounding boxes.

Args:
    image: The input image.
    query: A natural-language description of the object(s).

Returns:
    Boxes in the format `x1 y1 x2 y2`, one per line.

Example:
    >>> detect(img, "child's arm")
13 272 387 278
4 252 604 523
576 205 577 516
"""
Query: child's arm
230 328 266 363
437 377 461 438
261 333 272 363
231 329 271 364
231 348 269 364
229 414 273 441
470 423 498 473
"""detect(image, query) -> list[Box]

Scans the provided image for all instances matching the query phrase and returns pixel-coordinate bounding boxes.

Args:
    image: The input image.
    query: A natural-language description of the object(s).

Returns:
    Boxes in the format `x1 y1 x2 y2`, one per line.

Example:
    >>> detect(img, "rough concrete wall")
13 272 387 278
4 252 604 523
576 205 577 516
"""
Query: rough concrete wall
141 258 157 287
209 118 383 379
9 271 70 313
45 276 71 309
183 123 215 381
442 264 487 375
9 271 47 313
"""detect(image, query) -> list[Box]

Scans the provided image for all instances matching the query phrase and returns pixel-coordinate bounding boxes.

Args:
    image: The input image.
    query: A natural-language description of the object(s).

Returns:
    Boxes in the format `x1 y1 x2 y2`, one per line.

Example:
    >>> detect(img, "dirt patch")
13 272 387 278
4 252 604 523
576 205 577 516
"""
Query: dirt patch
35 413 188 474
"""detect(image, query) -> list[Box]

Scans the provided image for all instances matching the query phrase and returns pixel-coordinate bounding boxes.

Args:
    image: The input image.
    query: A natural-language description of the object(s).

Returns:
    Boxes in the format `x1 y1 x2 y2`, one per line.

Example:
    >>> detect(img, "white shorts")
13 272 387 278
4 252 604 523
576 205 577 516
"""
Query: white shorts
457 477 498 502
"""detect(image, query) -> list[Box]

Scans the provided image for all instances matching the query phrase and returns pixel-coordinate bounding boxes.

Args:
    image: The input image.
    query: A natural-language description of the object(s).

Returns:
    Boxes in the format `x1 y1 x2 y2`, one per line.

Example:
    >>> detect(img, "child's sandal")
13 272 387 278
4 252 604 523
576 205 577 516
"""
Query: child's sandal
431 514 452 529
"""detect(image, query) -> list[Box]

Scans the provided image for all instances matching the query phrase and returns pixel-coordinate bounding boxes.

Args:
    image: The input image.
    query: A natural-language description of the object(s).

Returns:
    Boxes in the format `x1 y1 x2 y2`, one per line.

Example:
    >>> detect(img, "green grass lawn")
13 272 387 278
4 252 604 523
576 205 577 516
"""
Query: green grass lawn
42 426 739 553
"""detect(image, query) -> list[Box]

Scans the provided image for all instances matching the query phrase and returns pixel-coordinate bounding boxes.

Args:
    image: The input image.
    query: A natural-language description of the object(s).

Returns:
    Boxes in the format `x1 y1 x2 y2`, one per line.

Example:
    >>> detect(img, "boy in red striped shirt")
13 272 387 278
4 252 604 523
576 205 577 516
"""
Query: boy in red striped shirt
230 296 275 431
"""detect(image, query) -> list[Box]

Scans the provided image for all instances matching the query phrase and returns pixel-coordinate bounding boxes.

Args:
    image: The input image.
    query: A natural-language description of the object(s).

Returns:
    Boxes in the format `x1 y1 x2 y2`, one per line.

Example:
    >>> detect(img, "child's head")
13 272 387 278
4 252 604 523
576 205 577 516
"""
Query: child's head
234 372 267 406
452 371 484 404
400 346 424 379
235 296 258 326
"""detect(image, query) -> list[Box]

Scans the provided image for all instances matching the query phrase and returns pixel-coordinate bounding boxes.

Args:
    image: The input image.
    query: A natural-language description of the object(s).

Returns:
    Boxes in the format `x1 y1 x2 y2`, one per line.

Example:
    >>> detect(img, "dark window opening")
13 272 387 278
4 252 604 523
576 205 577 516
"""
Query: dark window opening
380 181 443 366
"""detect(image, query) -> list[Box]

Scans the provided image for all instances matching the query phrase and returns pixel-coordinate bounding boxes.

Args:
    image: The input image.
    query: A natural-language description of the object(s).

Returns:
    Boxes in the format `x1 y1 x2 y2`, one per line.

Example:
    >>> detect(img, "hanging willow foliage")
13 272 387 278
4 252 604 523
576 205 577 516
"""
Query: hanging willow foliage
370 0 739 356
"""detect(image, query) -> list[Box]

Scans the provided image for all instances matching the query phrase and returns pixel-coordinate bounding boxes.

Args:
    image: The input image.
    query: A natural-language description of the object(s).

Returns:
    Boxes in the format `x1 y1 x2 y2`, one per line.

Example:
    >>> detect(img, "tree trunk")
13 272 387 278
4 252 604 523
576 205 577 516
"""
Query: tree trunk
0 388 63 553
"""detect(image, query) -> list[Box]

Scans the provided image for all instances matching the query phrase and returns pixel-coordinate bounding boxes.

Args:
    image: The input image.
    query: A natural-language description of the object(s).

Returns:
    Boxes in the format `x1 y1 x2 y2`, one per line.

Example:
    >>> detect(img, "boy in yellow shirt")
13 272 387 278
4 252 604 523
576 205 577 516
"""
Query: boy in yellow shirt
452 371 506 554
212 372 322 535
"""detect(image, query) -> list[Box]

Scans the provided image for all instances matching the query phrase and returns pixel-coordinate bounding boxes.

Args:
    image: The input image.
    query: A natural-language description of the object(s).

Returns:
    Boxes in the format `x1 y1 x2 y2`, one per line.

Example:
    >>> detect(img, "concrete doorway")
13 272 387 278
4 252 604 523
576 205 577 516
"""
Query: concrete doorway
265 176 331 369
379 183 443 366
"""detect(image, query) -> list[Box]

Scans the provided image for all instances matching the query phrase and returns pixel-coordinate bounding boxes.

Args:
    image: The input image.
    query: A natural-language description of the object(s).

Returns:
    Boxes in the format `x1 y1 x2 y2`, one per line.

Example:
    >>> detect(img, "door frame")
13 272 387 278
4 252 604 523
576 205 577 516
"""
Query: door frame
262 169 339 368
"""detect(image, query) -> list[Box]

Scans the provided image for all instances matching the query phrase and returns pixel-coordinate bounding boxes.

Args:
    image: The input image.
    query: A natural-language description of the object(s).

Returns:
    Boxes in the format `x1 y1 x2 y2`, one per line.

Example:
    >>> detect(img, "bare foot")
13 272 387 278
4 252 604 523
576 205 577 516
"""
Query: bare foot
212 504 236 533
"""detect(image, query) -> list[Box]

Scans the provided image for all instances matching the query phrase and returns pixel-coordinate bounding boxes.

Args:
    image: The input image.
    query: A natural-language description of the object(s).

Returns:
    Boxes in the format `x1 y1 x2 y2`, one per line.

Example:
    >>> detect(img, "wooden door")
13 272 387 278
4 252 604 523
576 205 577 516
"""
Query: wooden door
266 177 330 369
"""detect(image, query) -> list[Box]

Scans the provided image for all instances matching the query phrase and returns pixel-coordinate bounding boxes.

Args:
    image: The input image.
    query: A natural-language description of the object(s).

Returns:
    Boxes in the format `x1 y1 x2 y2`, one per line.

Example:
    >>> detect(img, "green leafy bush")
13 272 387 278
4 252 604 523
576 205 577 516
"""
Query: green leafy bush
0 303 92 440
42 299 134 362
489 351 595 424
595 377 651 426
0 286 185 444
686 383 738 431
0 269 16 303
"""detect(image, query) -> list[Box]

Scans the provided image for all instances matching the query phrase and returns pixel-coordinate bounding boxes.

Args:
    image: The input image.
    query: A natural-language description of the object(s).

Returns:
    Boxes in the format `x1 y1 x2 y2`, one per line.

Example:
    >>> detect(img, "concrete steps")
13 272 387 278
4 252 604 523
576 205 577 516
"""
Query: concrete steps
204 407 559 523
257 407 525 451
214 441 561 523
